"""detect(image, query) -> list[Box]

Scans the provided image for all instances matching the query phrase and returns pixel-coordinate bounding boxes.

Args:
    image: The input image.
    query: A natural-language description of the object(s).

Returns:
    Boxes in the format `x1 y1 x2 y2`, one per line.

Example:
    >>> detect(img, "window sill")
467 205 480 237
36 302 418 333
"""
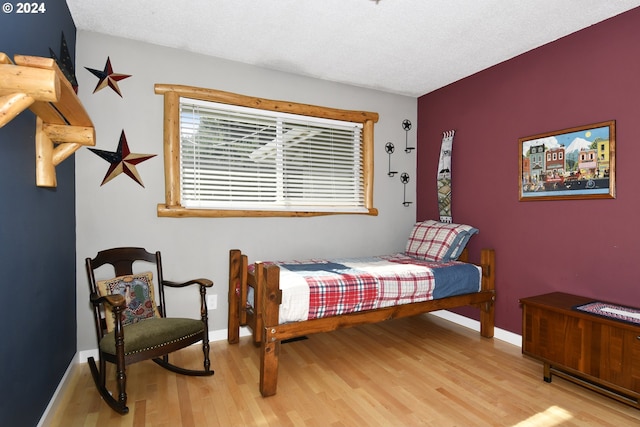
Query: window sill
157 204 379 218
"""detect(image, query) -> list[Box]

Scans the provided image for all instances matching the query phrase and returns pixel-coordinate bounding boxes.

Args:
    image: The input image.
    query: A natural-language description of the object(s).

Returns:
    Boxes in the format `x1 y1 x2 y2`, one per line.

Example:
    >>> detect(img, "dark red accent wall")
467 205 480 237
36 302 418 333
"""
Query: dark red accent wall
417 7 640 334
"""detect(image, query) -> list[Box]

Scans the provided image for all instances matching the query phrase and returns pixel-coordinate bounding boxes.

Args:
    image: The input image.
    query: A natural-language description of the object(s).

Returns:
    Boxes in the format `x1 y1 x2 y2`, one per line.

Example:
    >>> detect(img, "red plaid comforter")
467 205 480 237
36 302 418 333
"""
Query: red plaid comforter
273 253 480 321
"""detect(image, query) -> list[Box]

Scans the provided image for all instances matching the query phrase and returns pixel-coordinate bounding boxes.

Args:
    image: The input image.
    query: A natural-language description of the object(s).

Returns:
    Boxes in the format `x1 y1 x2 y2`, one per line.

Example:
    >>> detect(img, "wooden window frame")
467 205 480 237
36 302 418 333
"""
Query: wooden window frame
154 84 379 217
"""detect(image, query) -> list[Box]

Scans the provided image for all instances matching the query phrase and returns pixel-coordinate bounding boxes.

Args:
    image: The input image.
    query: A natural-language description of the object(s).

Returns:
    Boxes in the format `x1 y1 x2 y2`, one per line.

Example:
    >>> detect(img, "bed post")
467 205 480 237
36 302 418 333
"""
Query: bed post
251 262 264 345
260 265 282 397
479 248 496 338
228 250 241 344
239 254 248 327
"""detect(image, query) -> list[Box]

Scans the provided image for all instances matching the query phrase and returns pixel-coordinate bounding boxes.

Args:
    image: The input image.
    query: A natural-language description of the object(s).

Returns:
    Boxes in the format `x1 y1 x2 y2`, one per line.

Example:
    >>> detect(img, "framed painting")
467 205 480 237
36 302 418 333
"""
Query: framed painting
519 120 615 201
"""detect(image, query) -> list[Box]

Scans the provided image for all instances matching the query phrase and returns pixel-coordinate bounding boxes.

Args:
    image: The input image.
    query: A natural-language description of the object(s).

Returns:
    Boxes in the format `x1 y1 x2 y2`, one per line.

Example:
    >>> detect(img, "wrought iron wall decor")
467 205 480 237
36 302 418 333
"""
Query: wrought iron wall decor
400 172 412 206
402 119 414 153
385 142 398 177
388 120 414 205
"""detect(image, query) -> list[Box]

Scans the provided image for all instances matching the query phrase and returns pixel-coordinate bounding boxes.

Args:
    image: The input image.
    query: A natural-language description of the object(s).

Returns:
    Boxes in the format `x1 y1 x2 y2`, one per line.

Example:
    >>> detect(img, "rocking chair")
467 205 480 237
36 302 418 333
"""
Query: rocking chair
85 247 214 414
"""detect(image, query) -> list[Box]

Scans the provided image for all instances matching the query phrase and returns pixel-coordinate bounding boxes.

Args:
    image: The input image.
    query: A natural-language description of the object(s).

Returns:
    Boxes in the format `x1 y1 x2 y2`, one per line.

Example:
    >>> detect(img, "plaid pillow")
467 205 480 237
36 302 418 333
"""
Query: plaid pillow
405 220 479 262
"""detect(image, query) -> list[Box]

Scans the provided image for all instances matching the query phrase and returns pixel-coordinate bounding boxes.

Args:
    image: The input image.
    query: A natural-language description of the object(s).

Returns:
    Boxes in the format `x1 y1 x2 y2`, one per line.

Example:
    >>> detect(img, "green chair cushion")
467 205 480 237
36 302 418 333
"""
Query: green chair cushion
100 317 205 356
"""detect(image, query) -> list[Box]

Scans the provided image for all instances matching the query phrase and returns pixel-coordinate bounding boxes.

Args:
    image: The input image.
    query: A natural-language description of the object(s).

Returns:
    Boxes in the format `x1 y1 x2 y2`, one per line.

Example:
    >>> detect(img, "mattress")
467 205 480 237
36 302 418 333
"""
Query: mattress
249 253 482 324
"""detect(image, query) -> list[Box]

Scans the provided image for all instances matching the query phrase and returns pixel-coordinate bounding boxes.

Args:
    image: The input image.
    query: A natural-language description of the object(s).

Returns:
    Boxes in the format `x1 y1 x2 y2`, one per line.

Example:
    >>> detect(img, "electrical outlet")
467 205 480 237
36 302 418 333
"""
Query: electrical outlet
206 294 217 310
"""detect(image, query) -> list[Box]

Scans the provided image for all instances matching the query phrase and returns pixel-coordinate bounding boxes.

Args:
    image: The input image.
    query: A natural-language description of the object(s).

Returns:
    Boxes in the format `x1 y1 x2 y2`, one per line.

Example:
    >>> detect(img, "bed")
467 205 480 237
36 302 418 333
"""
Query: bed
227 220 496 396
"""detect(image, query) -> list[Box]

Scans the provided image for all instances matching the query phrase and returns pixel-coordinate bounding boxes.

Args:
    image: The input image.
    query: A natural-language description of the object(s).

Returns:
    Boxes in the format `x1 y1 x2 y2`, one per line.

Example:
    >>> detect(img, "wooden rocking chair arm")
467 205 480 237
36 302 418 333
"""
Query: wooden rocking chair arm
90 292 126 308
162 278 213 288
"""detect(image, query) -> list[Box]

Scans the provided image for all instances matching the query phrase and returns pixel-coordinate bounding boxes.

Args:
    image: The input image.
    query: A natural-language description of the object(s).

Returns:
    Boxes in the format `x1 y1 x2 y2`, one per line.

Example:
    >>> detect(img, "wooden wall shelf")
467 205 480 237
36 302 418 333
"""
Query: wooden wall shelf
0 52 95 187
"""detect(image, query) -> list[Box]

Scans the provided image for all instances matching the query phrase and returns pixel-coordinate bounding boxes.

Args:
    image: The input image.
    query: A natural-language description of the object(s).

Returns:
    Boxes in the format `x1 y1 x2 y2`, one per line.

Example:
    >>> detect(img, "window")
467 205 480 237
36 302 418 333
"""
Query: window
155 84 379 217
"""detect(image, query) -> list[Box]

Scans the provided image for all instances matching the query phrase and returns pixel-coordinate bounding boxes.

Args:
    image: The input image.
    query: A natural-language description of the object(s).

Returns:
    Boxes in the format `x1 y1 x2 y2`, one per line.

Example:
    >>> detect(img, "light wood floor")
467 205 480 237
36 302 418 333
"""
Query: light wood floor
47 314 640 427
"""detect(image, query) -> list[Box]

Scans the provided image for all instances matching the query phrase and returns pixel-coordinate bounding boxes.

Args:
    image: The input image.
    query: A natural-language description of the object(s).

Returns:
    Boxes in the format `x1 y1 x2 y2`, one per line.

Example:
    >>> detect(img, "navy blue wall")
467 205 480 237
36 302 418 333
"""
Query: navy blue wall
0 1 77 425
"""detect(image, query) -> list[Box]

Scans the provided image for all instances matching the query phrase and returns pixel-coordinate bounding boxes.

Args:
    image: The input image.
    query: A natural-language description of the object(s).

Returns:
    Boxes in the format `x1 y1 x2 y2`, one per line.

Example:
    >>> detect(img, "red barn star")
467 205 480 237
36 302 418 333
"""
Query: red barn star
89 130 156 187
85 57 131 97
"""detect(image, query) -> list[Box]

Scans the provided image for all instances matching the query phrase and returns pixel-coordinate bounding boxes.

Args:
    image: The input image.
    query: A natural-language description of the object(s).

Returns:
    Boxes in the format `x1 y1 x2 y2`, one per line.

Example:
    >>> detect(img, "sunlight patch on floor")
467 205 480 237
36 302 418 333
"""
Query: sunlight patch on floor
512 405 573 427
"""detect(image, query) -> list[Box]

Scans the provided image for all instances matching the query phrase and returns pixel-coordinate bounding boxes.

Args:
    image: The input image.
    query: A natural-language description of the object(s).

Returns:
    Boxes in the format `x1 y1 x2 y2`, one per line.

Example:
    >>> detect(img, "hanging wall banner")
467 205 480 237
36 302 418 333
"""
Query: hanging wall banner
437 130 455 223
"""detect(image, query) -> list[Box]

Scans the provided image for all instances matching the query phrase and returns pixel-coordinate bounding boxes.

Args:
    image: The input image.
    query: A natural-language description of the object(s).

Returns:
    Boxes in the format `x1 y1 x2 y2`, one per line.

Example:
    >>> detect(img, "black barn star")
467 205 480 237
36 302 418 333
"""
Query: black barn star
49 32 78 92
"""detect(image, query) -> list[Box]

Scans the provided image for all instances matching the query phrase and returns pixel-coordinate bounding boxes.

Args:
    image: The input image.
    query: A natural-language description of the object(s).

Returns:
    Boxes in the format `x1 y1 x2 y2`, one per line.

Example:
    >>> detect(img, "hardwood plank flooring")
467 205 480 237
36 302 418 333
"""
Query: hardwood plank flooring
47 314 640 426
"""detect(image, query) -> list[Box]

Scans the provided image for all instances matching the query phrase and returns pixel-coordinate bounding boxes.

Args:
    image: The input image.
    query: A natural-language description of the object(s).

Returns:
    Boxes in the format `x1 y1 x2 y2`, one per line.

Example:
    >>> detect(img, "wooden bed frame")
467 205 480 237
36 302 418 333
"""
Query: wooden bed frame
227 247 496 397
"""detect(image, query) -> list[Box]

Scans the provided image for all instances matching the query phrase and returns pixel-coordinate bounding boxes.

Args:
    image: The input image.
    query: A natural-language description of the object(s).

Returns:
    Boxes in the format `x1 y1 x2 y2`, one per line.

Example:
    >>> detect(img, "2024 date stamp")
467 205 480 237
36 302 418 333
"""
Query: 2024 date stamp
2 2 47 14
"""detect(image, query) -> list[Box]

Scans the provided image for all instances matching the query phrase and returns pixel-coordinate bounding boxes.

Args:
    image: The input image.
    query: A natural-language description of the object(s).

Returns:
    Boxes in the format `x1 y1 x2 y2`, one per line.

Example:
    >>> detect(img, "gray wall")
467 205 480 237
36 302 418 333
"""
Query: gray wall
75 31 419 353
0 1 77 425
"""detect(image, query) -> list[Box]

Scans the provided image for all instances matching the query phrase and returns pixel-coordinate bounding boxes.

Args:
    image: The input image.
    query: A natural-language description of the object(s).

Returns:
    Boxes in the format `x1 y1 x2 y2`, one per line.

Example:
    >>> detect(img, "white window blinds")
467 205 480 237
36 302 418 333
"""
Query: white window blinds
179 98 366 213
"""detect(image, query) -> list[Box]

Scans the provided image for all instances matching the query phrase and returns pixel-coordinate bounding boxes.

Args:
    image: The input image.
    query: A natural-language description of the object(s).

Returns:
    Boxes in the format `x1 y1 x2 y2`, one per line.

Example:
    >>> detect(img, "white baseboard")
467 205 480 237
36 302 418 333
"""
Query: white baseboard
37 353 78 427
77 316 520 363
78 348 99 364
430 310 522 347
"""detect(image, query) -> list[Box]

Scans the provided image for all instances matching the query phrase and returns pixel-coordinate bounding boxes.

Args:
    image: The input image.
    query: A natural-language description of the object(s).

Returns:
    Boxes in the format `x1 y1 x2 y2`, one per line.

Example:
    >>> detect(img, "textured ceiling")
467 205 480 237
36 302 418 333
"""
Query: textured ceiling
67 0 640 97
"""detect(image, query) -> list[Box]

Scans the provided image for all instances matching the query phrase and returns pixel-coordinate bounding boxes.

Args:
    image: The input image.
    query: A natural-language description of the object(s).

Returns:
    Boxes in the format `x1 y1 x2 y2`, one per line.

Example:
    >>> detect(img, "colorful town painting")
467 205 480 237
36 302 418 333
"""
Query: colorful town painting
519 121 615 201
